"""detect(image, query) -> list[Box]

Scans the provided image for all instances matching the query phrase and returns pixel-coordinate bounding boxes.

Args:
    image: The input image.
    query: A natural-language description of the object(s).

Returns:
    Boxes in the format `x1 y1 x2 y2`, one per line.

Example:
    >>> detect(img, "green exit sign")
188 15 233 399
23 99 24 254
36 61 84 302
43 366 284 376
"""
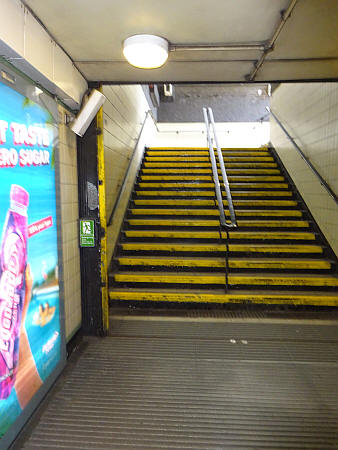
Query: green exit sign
79 219 95 247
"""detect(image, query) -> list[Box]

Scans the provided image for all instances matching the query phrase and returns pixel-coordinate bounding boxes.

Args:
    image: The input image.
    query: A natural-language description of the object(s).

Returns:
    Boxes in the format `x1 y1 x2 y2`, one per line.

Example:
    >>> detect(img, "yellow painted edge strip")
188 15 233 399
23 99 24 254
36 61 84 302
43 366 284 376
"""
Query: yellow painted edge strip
138 182 289 189
97 93 109 334
141 176 285 181
141 169 281 174
117 257 330 270
114 273 338 286
130 209 302 217
142 166 281 171
121 243 323 253
148 147 269 151
134 199 298 206
109 291 338 306
147 152 270 157
145 157 274 162
128 219 309 227
136 190 293 197
144 162 277 167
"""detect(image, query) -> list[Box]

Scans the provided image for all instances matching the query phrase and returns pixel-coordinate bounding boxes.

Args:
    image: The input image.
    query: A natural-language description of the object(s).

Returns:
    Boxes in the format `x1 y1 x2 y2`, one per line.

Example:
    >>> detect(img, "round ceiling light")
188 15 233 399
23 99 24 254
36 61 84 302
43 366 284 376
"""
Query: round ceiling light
123 34 169 69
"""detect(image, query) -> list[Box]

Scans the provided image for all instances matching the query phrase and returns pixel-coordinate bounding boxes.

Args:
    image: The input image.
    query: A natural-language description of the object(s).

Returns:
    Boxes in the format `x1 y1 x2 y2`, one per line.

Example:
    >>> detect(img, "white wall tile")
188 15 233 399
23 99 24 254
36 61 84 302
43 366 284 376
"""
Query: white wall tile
271 83 338 257
58 106 82 341
102 85 150 263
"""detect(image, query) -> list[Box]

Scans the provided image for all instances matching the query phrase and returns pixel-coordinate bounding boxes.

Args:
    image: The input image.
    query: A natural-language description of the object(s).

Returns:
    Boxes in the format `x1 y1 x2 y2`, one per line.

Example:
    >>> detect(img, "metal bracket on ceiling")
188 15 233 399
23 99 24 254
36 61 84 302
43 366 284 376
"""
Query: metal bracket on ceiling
246 0 299 82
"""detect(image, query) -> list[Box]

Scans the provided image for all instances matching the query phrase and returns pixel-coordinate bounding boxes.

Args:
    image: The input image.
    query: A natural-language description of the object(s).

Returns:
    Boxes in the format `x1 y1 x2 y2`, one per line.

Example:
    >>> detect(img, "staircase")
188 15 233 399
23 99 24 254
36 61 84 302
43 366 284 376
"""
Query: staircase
109 146 338 306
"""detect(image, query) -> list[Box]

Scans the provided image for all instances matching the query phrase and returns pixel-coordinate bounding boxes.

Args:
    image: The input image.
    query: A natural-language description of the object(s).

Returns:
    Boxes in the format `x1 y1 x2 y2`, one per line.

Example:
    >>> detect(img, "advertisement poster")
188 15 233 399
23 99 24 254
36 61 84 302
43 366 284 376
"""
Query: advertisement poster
0 80 61 440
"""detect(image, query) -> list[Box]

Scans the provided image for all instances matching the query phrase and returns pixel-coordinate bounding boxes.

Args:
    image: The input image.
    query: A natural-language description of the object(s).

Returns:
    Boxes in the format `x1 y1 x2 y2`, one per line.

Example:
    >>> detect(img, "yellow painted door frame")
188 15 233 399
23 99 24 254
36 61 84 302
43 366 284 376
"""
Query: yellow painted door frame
96 88 109 333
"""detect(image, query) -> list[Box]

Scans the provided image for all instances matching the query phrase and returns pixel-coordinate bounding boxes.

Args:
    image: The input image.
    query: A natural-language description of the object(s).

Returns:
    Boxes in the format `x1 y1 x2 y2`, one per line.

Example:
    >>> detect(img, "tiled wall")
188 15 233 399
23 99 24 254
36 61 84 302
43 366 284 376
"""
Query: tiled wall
270 83 338 257
102 85 151 263
58 106 82 341
150 122 270 148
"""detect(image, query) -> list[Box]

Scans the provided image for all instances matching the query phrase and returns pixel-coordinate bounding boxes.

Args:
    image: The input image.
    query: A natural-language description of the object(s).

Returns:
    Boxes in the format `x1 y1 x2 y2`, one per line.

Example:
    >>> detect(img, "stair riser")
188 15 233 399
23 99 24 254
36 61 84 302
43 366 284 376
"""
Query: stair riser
126 220 310 228
116 257 331 271
114 272 338 289
124 231 317 240
137 183 290 189
119 243 324 255
142 169 282 174
133 200 300 208
140 176 286 181
134 199 299 207
135 191 294 198
147 152 271 157
145 156 275 162
144 163 278 168
129 210 303 218
140 167 281 177
113 280 338 291
117 267 333 275
148 145 269 152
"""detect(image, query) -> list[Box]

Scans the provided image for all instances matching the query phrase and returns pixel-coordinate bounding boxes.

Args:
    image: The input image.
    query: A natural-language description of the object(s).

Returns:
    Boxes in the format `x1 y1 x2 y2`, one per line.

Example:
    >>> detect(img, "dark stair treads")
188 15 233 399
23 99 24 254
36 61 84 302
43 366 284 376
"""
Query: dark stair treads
109 288 338 306
109 146 338 306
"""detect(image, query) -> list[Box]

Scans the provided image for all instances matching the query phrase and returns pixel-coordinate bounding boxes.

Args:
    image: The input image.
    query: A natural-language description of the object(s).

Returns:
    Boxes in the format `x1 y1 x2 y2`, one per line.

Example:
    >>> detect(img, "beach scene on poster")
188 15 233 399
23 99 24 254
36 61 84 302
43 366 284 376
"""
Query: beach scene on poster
0 81 61 438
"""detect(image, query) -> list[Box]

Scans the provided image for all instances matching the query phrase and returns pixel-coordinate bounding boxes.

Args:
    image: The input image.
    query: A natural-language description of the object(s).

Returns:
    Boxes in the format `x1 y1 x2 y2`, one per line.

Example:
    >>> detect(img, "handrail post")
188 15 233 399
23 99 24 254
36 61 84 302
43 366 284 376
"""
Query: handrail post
208 108 237 227
203 107 226 226
224 230 230 292
203 107 237 293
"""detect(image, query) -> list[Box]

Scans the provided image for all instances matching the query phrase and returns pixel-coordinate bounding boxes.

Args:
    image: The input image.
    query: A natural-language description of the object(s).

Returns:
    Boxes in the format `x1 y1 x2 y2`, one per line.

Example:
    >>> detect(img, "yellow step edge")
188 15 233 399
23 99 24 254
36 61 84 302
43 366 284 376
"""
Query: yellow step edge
138 182 289 189
121 242 323 253
148 147 269 151
136 190 293 197
147 151 271 157
114 272 338 287
128 219 309 228
109 290 338 306
134 199 298 206
145 156 274 162
117 256 330 270
142 169 281 174
144 162 277 168
130 209 302 217
141 176 285 182
125 230 316 240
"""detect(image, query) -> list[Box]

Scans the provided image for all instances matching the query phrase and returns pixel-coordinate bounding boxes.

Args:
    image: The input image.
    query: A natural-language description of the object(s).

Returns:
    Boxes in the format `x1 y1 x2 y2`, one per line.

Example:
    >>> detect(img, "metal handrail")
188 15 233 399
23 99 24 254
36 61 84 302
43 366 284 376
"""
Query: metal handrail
267 106 338 205
107 110 151 227
203 107 237 228
203 107 236 292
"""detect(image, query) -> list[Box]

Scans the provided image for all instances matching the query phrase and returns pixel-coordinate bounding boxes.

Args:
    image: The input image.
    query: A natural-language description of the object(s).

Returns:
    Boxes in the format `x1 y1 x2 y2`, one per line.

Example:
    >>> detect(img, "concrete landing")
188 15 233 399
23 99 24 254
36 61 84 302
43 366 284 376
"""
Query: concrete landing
16 313 338 449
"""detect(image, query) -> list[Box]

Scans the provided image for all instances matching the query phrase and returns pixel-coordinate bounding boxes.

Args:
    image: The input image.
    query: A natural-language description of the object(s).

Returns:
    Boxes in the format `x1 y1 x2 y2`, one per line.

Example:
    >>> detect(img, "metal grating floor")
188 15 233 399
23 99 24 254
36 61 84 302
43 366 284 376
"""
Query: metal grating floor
18 316 338 449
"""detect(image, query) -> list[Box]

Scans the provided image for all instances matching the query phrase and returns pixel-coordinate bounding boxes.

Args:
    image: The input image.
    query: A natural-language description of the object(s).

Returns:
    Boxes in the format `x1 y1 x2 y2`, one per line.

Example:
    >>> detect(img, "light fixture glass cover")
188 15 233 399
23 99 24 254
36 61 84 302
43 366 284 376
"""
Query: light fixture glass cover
123 34 169 69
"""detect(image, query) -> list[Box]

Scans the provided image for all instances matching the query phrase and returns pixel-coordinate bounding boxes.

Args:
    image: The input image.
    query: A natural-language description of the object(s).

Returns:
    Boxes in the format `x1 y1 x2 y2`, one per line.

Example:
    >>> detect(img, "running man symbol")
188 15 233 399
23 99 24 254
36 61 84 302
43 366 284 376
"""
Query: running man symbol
83 222 92 234
80 219 95 247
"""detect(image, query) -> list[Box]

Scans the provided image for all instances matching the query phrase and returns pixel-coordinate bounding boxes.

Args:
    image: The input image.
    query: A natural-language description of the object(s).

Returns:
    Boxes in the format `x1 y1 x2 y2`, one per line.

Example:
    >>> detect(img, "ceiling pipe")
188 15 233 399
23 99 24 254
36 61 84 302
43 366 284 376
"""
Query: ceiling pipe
170 43 266 52
247 0 299 81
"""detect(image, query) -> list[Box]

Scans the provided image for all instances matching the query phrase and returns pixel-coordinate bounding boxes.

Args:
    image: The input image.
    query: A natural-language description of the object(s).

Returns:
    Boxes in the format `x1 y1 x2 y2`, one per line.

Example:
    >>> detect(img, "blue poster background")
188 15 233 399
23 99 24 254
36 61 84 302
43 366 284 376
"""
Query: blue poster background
0 81 61 438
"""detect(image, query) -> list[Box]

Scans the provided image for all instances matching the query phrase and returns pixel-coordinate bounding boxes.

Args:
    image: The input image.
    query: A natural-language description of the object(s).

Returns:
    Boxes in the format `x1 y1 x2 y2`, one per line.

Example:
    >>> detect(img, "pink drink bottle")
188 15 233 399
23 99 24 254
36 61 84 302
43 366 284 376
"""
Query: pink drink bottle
0 185 29 399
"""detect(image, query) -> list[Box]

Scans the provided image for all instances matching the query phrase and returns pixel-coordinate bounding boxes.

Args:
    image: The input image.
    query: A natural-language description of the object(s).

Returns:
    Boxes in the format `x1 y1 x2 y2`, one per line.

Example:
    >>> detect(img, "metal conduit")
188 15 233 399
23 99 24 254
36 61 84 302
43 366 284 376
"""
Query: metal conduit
248 0 299 81
170 43 265 52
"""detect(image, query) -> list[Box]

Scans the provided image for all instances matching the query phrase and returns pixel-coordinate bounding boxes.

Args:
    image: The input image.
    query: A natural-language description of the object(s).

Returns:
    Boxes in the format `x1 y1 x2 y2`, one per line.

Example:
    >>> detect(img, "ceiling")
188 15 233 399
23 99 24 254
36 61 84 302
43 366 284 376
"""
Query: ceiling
24 0 338 83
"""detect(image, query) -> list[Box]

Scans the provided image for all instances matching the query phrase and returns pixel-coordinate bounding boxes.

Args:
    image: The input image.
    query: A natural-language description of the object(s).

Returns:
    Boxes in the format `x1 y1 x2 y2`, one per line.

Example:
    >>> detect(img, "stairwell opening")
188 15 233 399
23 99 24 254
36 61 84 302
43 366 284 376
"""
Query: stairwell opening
98 82 338 320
